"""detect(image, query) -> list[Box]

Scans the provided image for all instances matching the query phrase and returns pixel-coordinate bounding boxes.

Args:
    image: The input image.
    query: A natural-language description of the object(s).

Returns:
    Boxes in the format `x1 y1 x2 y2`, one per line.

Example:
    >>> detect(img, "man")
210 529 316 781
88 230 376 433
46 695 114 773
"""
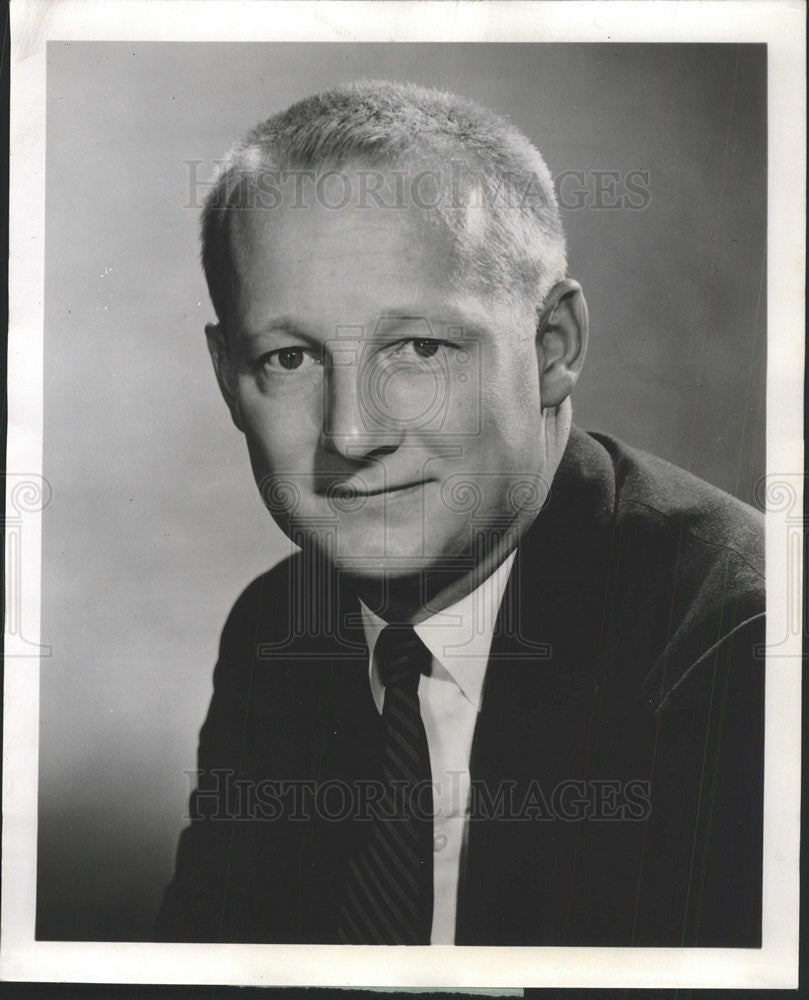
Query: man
156 81 764 947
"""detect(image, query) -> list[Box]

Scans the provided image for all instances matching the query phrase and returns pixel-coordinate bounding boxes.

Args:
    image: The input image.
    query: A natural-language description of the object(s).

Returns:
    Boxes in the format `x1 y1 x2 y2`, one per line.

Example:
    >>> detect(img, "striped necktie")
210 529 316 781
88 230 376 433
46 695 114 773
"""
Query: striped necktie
338 624 434 944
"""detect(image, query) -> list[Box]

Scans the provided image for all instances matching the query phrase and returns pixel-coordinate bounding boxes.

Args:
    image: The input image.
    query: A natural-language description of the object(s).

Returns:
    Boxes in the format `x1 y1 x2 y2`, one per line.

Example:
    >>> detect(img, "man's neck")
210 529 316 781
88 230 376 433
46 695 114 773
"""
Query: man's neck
345 528 522 625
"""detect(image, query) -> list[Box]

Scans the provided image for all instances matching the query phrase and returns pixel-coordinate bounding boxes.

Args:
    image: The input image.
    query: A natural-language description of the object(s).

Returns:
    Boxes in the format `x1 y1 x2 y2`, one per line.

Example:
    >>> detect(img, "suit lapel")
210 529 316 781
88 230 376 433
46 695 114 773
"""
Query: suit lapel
457 428 618 944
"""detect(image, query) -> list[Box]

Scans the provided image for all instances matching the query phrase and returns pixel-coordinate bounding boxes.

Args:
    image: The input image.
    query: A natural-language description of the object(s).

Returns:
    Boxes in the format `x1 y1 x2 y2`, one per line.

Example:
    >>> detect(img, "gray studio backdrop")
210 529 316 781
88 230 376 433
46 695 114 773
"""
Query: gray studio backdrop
37 43 766 939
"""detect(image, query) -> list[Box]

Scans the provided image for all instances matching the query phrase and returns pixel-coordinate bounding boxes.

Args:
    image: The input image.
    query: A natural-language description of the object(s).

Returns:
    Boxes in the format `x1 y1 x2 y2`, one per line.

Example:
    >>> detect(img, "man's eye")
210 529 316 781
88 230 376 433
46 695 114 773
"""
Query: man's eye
411 339 441 359
261 348 321 372
405 339 449 360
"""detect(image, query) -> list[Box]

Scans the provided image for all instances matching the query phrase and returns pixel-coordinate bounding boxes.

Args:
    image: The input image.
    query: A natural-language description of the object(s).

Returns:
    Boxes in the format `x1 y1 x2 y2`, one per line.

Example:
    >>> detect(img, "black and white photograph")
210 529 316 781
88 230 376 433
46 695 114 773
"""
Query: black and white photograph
3 0 803 990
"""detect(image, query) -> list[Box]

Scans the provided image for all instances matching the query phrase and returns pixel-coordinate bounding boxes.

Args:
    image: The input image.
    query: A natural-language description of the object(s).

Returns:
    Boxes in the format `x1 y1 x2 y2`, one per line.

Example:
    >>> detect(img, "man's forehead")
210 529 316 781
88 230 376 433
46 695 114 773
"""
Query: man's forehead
227 183 459 295
231 195 428 253
223 165 532 336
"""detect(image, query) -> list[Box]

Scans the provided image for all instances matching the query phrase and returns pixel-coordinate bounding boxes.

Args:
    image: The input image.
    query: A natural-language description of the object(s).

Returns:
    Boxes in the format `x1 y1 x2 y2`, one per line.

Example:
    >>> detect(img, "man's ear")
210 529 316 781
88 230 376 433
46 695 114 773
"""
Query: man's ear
535 278 589 408
205 323 245 432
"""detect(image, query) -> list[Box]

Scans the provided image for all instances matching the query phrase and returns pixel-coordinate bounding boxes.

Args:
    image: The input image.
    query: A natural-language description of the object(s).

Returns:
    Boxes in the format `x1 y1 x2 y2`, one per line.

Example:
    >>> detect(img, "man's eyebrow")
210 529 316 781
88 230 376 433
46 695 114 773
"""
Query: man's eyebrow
246 317 319 343
380 309 452 323
245 311 486 344
377 310 482 334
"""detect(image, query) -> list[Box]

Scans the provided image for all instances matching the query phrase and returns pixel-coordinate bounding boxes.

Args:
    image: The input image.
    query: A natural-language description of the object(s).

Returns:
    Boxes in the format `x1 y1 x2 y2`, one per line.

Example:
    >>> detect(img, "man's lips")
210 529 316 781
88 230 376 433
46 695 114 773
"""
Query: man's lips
330 479 428 498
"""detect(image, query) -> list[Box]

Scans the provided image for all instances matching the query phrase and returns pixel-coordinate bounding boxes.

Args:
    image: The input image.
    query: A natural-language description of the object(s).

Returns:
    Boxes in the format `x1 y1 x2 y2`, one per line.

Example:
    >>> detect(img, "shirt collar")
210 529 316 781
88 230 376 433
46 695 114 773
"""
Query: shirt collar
359 549 517 715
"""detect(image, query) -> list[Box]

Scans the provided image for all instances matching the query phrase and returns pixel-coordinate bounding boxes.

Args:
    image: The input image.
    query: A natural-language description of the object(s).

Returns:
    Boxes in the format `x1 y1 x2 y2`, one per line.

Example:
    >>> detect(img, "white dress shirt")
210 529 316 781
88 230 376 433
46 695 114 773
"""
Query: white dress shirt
359 550 517 944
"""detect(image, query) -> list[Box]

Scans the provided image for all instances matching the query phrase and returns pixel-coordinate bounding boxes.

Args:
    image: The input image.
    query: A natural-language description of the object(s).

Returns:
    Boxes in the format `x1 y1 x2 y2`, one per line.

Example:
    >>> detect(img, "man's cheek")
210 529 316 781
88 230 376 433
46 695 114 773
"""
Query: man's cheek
242 402 306 462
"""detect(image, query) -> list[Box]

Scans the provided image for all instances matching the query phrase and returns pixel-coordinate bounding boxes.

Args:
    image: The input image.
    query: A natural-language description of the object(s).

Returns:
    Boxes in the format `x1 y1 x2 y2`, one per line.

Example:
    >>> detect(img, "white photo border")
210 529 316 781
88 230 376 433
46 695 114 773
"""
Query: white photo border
4 0 804 989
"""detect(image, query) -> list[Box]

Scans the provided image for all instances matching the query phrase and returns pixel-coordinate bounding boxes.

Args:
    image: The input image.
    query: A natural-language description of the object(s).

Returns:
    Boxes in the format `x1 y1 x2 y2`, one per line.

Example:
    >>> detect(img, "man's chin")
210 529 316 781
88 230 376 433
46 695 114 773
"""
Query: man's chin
310 540 468 581
328 551 441 580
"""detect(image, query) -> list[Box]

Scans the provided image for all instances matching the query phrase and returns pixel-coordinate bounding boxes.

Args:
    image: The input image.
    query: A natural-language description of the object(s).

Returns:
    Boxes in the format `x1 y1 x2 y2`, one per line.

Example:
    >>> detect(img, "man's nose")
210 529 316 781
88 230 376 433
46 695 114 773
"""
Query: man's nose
320 356 404 461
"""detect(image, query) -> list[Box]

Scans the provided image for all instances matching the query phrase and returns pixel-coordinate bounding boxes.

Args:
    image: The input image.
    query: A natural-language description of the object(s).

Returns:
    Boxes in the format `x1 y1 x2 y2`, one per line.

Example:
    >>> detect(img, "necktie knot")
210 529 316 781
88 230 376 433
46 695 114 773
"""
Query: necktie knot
375 624 432 691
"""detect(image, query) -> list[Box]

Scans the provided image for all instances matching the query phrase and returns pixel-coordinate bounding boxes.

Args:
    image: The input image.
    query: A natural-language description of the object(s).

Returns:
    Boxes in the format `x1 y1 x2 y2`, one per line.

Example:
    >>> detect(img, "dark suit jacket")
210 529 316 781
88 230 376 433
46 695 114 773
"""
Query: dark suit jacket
156 427 764 946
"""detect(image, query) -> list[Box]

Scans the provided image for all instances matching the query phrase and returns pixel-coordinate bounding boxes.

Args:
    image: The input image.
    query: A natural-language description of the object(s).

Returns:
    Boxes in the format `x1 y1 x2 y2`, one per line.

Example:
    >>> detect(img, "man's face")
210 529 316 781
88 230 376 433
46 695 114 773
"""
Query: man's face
217 180 550 582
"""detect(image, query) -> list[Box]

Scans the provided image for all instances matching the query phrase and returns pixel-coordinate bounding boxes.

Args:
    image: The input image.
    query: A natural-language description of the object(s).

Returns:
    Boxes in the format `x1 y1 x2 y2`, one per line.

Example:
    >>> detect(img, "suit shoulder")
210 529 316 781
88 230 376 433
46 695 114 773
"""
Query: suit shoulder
555 430 764 723
591 431 764 591
219 552 303 653
579 432 764 703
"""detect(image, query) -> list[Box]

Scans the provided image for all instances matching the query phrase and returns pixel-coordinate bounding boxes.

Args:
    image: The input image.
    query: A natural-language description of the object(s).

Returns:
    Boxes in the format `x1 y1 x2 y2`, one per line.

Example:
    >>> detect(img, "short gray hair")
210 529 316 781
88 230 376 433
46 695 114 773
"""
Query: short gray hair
201 80 567 325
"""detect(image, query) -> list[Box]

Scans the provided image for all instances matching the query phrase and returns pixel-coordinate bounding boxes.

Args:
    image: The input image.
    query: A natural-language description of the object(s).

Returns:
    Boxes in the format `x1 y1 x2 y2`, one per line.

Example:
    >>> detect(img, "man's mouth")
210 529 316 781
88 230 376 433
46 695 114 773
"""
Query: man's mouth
331 480 426 499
